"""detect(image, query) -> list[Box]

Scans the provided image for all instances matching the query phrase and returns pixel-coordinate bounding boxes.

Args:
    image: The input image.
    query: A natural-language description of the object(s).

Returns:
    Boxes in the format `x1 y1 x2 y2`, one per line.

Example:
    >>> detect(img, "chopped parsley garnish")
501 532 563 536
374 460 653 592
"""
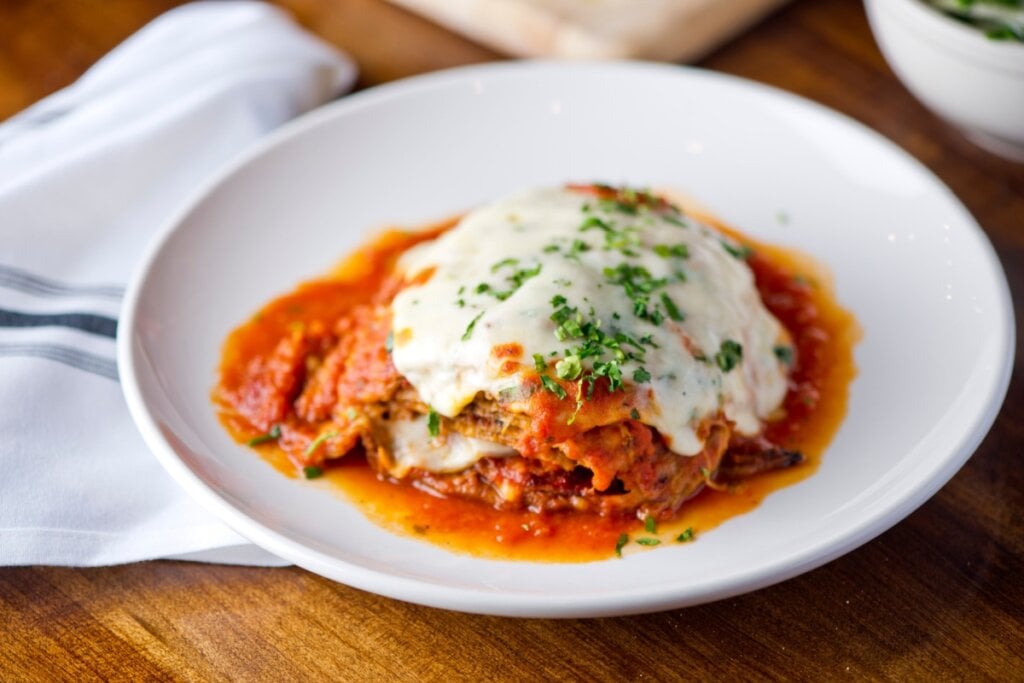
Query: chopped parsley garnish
592 359 624 391
302 465 323 480
660 292 684 322
568 377 586 426
550 294 567 307
603 263 670 323
630 408 641 420
644 516 657 533
632 367 651 383
663 213 687 228
550 304 583 340
676 527 695 543
568 239 592 260
427 408 440 437
540 375 567 399
544 294 656 401
580 215 613 233
715 339 743 372
461 312 484 341
774 345 794 366
555 355 582 380
598 197 639 216
579 208 641 256
491 257 519 272
500 263 542 296
247 424 281 447
924 0 1024 43
653 243 689 259
614 533 629 558
533 353 547 372
497 385 519 402
721 240 754 260
304 431 337 457
636 538 661 546
474 263 543 302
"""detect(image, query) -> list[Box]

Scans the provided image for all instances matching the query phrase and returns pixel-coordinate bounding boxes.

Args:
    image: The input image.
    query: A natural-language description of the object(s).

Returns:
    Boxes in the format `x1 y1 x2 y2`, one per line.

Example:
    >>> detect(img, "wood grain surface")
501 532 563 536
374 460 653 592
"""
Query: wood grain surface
2 0 1022 680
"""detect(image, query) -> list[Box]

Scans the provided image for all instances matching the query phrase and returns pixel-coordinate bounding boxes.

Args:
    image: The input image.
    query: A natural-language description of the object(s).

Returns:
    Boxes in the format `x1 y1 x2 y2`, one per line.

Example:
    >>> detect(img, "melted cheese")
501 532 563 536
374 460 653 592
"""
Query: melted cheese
391 187 789 456
383 415 517 478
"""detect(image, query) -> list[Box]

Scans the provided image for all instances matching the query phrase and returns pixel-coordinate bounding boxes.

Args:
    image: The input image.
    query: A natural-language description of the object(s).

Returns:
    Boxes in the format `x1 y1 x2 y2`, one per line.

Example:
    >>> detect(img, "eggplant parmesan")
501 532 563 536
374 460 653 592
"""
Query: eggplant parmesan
217 184 842 529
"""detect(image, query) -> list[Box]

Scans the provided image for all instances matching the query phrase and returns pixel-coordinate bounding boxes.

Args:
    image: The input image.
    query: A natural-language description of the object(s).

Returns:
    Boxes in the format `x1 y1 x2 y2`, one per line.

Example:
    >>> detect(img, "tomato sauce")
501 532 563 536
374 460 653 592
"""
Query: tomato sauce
216 214 859 563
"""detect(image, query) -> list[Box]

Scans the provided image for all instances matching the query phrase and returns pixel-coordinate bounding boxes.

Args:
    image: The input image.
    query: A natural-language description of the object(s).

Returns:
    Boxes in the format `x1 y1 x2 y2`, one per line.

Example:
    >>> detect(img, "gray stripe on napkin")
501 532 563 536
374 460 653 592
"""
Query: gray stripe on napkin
0 264 125 300
0 308 118 339
0 343 119 381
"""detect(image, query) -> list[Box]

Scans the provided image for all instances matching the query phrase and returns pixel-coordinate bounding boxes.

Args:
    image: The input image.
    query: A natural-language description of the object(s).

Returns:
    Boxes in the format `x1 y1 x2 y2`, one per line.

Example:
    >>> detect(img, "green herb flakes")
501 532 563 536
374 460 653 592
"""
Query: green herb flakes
653 243 689 259
247 424 281 447
660 293 684 322
715 339 743 372
636 538 661 546
721 240 754 260
603 263 669 324
614 533 629 558
491 257 519 272
676 527 695 543
774 345 794 366
302 465 323 480
644 516 657 534
540 375 567 399
555 355 583 380
462 312 484 341
427 408 440 437
632 367 651 383
304 431 337 457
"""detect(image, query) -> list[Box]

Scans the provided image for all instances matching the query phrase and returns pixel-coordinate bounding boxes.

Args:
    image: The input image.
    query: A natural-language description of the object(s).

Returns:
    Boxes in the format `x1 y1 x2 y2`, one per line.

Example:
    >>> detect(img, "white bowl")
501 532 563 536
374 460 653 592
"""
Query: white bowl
865 0 1024 161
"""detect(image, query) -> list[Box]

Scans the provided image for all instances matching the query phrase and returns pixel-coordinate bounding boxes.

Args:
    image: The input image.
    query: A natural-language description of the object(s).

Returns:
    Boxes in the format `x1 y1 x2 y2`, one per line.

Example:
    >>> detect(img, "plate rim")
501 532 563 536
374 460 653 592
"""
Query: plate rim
117 60 1016 618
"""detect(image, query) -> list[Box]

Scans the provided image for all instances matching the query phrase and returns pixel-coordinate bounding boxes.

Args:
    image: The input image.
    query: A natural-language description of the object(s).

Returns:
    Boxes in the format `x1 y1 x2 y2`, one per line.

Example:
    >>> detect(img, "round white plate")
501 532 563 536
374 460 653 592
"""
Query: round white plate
119 62 1014 618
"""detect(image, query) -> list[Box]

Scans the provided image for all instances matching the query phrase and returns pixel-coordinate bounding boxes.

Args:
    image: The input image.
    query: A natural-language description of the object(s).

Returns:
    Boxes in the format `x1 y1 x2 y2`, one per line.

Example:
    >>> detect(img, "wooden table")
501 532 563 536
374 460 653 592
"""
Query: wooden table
2 0 1022 679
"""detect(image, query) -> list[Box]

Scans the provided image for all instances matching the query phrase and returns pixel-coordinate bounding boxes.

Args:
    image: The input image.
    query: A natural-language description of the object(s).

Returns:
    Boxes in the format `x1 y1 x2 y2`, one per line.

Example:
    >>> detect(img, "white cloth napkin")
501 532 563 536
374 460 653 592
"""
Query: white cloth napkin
0 1 356 566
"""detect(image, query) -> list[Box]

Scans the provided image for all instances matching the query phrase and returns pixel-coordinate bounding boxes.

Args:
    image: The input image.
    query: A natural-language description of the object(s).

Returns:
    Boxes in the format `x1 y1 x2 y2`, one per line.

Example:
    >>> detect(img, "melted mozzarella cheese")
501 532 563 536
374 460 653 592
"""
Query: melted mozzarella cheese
383 415 517 478
391 187 789 456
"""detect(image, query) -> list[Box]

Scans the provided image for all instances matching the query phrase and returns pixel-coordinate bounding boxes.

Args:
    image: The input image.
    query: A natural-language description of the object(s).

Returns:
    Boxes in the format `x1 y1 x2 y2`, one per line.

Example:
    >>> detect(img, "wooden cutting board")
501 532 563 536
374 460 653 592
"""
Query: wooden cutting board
388 0 792 61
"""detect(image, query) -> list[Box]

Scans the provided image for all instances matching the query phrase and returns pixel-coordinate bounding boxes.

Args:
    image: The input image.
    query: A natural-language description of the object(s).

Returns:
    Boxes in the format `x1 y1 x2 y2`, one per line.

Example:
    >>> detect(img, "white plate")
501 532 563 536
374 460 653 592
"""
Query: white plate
119 62 1014 618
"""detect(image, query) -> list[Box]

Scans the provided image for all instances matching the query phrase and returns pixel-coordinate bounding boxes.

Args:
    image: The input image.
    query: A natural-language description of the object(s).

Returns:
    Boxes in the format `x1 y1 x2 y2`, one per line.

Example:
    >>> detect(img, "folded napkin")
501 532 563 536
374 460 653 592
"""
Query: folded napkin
0 1 356 566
